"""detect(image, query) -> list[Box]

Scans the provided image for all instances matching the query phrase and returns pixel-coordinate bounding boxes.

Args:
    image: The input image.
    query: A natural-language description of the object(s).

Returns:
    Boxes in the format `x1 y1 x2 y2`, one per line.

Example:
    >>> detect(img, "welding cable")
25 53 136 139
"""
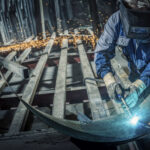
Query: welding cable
67 81 83 86
84 77 104 85
66 78 104 86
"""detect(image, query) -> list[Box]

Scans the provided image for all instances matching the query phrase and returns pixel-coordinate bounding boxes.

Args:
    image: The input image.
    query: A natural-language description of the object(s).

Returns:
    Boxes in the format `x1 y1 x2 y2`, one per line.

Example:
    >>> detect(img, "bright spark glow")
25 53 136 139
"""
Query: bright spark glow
0 33 98 54
130 116 139 125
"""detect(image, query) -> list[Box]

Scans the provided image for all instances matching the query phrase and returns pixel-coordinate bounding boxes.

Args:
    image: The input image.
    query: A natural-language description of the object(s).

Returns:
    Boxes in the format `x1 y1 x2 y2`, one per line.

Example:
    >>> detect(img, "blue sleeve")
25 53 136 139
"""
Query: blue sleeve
94 11 120 78
140 62 150 87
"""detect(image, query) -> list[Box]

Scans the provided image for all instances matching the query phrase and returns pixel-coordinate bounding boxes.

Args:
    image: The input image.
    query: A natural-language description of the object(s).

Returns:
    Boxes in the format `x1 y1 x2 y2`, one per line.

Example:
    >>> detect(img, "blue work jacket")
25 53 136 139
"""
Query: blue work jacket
94 11 150 87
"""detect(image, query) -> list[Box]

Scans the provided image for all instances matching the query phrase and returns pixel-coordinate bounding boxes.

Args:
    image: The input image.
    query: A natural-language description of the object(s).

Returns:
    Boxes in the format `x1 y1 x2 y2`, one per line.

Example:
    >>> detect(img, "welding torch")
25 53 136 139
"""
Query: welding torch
115 84 133 118
117 92 150 128
117 94 132 117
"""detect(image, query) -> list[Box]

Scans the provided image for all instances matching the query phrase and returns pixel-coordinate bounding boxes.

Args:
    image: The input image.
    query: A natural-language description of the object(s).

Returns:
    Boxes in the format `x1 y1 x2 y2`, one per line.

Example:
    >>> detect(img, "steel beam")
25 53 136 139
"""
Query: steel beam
0 56 29 79
75 29 108 120
0 48 31 93
52 30 68 118
54 0 62 33
8 33 56 135
39 0 46 39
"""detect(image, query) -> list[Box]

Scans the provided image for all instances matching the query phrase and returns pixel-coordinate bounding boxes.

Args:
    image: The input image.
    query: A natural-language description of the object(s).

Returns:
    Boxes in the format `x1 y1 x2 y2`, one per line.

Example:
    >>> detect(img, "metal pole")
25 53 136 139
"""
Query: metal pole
39 0 46 39
88 0 101 36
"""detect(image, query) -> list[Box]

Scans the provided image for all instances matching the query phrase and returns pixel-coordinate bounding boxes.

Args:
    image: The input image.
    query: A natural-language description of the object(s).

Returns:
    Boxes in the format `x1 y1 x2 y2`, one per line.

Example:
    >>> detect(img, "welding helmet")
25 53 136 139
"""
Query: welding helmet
119 0 150 40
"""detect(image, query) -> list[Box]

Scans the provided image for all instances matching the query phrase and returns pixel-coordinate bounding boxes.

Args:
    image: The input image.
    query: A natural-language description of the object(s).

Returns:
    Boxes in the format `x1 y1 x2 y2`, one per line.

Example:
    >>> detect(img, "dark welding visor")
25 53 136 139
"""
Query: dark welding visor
120 1 150 39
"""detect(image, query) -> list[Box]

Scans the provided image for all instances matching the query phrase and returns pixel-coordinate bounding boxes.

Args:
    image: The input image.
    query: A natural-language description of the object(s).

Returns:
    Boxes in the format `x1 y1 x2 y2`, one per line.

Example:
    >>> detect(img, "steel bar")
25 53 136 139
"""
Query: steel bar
52 30 68 118
8 33 56 135
65 0 73 20
54 0 62 33
86 28 94 36
88 0 101 36
39 0 46 39
43 0 54 33
0 56 29 79
0 49 31 93
75 29 108 120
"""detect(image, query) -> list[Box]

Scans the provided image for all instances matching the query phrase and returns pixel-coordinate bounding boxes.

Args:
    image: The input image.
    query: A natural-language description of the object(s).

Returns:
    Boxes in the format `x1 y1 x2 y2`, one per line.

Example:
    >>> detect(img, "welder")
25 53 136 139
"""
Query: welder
94 0 150 108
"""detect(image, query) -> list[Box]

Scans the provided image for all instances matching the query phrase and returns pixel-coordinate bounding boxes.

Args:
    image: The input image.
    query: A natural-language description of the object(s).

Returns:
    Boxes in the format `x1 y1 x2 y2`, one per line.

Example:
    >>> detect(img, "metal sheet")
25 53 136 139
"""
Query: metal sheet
19 93 150 143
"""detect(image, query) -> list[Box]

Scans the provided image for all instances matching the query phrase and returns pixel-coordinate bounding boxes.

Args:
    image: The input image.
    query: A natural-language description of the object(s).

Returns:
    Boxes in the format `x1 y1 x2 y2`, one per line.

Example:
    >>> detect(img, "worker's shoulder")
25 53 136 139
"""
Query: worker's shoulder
108 10 121 24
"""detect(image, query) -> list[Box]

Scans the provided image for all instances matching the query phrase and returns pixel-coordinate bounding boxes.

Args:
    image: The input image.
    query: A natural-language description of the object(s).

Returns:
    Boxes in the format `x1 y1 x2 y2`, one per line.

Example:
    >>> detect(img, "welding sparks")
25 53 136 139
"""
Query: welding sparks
0 33 98 53
130 116 139 125
0 38 50 53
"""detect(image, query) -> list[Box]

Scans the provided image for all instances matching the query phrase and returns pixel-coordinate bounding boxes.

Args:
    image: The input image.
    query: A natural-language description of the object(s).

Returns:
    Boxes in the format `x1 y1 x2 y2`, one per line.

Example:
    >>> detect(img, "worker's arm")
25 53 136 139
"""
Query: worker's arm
94 11 124 101
124 62 150 108
122 63 150 108
94 11 120 78
123 62 150 107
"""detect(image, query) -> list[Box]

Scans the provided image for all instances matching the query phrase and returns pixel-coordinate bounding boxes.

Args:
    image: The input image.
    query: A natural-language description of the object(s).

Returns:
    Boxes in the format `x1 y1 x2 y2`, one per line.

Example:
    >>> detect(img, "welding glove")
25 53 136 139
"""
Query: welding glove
123 79 146 108
103 73 124 102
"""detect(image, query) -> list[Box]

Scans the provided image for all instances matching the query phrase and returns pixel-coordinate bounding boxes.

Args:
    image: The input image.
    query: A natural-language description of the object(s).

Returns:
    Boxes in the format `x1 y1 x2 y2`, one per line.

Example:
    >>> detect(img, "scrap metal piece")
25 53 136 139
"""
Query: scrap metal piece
0 56 29 79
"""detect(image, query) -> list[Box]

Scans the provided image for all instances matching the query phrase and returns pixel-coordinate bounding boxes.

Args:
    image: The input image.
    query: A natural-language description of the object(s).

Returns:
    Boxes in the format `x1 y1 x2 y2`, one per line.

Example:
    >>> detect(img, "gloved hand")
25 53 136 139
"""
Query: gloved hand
107 82 124 102
123 79 146 108
103 72 124 102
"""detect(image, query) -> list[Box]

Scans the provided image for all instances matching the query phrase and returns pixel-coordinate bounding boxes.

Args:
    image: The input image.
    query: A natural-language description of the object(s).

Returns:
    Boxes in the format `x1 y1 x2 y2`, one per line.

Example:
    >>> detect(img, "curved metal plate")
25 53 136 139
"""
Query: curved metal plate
20 96 150 143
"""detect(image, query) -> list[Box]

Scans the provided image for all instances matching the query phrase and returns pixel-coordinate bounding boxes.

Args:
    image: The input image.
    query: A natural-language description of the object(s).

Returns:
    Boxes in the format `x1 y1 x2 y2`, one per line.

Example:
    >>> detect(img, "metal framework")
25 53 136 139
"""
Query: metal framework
0 0 149 149
0 28 149 150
